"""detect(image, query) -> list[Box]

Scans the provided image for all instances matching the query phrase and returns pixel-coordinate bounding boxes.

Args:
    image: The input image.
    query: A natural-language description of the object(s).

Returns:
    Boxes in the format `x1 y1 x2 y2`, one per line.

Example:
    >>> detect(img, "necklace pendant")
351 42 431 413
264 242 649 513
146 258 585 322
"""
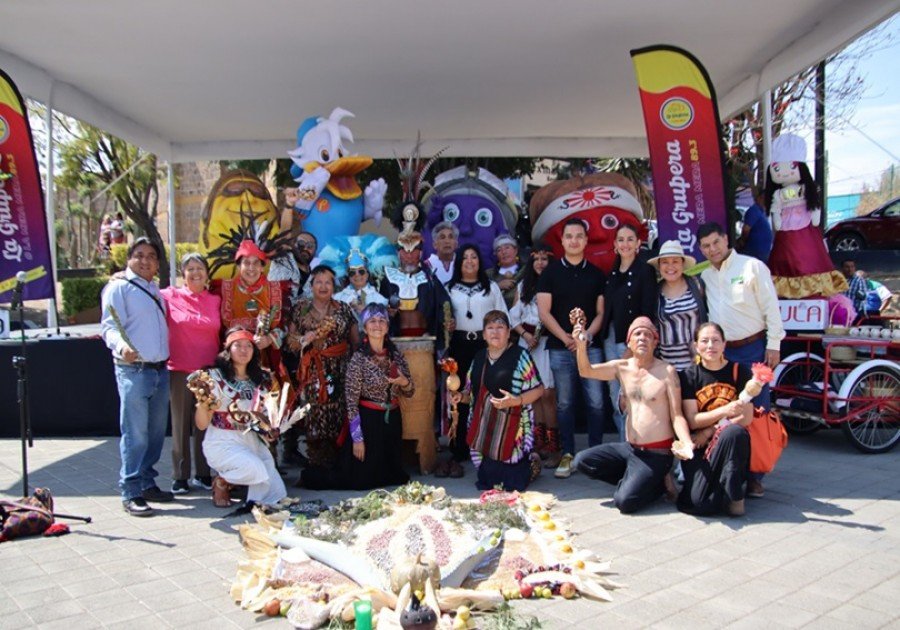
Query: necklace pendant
466 310 473 319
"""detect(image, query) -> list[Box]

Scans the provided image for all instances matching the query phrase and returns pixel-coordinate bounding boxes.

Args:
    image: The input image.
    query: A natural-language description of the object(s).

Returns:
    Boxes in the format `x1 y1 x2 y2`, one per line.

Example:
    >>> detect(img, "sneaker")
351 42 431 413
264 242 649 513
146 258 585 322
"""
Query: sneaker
192 476 214 491
747 479 765 498
554 453 575 479
122 497 154 517
171 479 190 495
142 486 175 503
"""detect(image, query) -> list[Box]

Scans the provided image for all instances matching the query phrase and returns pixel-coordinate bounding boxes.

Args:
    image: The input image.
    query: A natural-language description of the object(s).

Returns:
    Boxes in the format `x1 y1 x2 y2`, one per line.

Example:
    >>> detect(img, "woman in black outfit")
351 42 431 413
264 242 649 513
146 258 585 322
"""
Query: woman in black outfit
599 224 658 439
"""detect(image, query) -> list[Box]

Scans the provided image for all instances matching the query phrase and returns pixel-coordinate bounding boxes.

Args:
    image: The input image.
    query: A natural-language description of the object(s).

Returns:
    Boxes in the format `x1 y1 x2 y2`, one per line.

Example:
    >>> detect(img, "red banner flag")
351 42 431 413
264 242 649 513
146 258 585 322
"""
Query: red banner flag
0 68 54 302
631 46 730 263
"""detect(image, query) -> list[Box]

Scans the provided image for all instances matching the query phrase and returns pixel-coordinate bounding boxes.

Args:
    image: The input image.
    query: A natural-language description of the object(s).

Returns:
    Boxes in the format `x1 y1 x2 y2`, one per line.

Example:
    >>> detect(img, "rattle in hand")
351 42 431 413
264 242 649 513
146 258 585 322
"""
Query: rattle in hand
569 307 587 341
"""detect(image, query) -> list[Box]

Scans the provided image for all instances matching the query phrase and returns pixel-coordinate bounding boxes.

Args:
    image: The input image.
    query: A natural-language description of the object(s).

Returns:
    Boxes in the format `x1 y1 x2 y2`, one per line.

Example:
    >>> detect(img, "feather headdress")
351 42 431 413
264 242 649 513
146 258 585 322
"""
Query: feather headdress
206 203 293 279
317 234 399 282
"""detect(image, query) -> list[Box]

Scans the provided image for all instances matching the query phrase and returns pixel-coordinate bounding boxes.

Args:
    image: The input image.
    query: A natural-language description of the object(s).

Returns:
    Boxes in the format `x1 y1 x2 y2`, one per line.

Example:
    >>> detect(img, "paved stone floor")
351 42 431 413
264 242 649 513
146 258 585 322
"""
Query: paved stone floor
1 429 898 629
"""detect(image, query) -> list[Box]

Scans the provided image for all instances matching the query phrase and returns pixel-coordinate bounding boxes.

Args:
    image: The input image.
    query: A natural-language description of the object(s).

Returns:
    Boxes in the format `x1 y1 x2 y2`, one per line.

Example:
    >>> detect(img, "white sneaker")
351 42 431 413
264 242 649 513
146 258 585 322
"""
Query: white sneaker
554 453 575 479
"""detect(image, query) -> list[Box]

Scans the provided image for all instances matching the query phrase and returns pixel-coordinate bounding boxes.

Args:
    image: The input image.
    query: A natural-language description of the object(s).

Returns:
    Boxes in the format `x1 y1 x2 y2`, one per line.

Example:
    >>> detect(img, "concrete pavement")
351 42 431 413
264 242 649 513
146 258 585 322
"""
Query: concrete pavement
1 429 898 629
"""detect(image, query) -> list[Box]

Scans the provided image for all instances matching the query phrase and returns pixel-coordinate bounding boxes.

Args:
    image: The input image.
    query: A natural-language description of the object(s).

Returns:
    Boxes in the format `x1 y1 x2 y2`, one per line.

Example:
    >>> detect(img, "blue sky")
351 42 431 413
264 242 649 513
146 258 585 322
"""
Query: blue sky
819 13 899 196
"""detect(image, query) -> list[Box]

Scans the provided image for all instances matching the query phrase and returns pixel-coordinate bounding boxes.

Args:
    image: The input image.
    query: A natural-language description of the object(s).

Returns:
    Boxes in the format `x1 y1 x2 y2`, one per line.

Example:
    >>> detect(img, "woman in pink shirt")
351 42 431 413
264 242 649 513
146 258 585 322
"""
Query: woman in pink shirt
161 253 222 495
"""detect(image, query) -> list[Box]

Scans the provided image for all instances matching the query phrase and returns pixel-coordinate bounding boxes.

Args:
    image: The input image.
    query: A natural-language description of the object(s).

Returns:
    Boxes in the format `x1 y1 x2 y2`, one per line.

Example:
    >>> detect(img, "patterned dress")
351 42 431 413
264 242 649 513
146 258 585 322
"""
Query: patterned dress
289 298 356 468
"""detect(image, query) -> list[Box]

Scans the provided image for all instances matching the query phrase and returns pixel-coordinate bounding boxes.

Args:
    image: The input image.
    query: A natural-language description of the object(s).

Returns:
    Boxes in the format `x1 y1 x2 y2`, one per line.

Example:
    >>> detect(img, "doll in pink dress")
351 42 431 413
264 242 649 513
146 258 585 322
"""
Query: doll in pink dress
764 134 846 299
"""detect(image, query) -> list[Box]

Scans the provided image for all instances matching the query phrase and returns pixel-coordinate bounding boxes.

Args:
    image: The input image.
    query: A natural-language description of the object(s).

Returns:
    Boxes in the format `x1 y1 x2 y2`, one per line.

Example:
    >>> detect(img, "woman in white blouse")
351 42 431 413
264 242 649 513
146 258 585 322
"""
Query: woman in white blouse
510 243 561 467
441 244 508 477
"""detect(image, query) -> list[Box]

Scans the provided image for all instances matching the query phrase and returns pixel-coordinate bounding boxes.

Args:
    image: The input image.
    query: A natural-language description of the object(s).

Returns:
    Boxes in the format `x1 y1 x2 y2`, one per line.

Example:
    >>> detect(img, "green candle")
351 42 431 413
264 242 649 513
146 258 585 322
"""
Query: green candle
354 599 372 630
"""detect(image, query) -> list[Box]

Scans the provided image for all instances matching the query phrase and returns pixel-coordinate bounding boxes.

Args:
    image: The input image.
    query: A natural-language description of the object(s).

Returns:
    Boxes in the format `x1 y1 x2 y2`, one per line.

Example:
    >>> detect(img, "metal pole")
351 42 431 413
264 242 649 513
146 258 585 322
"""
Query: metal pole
43 88 60 332
815 61 827 230
167 163 176 283
761 90 773 170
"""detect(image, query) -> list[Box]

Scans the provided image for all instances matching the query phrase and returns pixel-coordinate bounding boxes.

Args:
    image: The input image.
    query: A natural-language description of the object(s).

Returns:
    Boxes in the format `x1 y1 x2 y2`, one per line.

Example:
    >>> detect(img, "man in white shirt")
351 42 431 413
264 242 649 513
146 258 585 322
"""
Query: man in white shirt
425 221 457 285
698 222 785 498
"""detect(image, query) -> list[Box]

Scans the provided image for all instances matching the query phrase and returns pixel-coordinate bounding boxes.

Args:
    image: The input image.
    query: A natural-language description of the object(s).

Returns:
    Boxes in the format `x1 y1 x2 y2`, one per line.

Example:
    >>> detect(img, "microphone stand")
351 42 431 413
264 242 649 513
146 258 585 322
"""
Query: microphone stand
11 287 91 523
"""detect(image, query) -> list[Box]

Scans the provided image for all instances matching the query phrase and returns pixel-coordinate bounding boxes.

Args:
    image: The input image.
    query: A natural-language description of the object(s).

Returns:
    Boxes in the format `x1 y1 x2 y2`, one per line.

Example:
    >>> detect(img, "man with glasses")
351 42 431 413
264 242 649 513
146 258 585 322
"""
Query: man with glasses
268 231 320 308
101 237 172 517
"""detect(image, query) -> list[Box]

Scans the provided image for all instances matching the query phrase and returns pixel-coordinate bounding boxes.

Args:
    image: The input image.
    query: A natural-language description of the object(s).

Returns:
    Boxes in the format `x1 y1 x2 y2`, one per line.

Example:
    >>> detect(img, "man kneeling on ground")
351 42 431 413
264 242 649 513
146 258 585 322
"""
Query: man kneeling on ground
572 315 693 513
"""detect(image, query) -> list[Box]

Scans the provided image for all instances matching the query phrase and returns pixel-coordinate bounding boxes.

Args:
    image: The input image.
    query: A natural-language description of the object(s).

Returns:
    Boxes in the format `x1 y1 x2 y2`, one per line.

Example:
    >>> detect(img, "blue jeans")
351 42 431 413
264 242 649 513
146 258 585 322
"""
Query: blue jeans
725 338 769 482
115 364 170 500
550 347 606 455
604 330 627 440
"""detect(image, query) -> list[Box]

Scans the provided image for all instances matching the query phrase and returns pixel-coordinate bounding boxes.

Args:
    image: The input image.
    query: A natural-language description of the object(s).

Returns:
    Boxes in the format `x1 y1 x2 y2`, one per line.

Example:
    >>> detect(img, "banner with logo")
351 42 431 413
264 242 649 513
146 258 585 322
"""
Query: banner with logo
631 45 729 262
0 68 54 302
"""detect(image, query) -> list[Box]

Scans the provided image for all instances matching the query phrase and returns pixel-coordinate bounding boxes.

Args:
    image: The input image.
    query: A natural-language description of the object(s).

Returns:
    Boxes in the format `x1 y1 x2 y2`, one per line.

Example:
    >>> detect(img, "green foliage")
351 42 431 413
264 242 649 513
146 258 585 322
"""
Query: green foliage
480 602 543 630
107 242 201 275
61 276 109 317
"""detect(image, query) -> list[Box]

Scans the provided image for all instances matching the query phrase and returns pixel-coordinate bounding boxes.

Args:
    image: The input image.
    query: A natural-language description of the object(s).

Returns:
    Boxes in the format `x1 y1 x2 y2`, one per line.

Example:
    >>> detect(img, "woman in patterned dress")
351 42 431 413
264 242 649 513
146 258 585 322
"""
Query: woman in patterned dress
450 310 544 491
192 327 286 509
289 265 360 481
337 303 415 489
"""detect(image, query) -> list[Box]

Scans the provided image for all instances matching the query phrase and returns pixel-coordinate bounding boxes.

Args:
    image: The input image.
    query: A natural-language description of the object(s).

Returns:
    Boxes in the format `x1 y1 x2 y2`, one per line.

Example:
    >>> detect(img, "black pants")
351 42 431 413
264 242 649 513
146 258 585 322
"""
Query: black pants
574 442 673 514
677 423 750 516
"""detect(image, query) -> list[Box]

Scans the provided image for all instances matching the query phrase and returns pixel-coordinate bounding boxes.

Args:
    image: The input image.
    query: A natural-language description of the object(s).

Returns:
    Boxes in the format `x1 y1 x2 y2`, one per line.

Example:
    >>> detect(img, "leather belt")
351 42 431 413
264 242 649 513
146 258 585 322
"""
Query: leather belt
116 359 168 369
725 330 766 349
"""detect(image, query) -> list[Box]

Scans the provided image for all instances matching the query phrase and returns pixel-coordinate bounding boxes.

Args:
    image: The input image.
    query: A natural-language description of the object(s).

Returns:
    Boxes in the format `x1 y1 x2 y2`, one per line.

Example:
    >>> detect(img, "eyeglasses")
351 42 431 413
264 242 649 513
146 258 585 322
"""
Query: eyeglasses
296 240 316 251
348 268 368 277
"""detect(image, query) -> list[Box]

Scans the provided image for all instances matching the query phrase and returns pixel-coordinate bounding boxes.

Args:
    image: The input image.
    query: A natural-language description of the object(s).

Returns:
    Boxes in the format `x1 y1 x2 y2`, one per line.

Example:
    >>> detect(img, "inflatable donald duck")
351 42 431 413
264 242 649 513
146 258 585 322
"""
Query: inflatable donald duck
287 108 387 252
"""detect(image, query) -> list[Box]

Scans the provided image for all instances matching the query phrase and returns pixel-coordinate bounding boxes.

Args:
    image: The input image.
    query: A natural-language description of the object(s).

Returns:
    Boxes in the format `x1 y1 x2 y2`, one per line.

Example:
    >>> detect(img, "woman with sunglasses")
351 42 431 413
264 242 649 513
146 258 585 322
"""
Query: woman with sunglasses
334 248 387 322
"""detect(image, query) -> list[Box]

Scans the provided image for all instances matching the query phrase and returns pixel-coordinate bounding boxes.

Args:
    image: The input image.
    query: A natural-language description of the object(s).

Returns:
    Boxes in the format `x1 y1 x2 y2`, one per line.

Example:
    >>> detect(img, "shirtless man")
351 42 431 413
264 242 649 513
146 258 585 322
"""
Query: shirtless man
572 315 694 513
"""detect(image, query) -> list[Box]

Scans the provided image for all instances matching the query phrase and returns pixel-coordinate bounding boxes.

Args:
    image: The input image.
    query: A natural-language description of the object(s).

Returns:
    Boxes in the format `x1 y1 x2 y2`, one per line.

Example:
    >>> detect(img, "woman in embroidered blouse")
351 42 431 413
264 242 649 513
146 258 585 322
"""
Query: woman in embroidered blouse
649 240 708 372
161 253 221 495
678 322 752 517
599 224 658 439
193 327 286 509
442 244 508 478
290 265 360 483
334 303 415 490
217 240 286 378
509 243 561 468
450 310 544 491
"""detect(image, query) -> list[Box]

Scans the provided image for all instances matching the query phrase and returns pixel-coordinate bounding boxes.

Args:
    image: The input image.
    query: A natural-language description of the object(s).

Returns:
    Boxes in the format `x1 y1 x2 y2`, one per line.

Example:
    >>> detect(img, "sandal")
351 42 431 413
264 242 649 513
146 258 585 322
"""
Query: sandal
212 477 232 508
433 460 451 478
448 460 465 478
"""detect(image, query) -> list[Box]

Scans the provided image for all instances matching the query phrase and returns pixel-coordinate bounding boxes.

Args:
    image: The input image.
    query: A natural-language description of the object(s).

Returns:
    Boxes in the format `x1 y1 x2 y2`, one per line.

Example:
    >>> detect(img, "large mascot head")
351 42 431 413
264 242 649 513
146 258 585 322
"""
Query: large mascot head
199 170 281 280
529 173 646 274
421 166 517 269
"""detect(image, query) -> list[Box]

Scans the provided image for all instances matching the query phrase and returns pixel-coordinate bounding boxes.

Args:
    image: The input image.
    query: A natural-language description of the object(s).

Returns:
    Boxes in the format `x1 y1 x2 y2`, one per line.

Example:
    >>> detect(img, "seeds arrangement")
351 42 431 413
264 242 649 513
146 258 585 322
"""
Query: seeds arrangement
231 484 622 628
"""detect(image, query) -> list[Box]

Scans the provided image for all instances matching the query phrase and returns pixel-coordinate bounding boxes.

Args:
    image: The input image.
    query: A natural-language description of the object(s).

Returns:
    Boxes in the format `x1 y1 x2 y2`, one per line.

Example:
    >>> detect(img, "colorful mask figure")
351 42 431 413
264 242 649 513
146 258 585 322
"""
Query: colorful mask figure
764 134 846 298
199 170 281 280
287 108 387 253
529 173 646 274
421 166 517 270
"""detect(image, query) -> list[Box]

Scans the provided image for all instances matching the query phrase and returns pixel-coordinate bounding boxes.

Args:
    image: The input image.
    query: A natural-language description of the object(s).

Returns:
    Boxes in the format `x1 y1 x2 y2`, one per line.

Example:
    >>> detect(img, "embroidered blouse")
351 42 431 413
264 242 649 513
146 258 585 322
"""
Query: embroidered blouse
447 280 508 333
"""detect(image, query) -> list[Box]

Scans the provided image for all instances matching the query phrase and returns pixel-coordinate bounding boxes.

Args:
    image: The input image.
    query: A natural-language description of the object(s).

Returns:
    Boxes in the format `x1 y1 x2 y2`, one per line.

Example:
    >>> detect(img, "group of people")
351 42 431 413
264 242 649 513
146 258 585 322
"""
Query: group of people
101 210 786 520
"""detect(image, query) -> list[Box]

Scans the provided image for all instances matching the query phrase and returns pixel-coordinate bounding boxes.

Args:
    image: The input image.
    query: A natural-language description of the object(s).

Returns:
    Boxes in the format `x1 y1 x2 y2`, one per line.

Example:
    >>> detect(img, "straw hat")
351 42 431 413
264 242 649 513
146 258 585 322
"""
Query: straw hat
647 240 697 269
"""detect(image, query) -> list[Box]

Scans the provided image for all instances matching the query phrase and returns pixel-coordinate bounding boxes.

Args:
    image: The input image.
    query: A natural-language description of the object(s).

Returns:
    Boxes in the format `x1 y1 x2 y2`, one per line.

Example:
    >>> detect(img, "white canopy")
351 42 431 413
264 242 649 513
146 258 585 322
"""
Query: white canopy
1 0 898 160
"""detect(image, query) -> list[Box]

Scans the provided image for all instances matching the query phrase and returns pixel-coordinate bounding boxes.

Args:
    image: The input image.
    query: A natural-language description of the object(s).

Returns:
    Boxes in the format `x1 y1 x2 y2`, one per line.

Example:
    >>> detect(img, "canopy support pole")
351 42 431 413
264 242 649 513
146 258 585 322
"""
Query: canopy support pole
43 86 59 333
167 162 176 283
761 89 773 174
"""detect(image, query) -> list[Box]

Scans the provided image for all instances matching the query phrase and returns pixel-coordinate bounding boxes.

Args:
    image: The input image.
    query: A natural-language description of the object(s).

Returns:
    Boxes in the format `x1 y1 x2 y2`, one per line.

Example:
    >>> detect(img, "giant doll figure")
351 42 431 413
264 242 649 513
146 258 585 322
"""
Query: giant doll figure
421 166 518 270
287 108 387 252
764 134 846 299
529 172 647 274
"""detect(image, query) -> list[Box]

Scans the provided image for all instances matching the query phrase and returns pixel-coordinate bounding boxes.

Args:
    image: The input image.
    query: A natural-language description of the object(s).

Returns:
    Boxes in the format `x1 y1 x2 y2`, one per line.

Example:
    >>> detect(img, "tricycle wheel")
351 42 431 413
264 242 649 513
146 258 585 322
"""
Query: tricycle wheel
840 367 900 453
773 359 824 434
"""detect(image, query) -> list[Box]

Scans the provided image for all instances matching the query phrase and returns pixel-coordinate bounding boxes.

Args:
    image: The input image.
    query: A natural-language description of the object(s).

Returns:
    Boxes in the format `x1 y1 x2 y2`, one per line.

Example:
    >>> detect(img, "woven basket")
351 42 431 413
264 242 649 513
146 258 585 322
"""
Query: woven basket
830 345 856 361
824 305 849 336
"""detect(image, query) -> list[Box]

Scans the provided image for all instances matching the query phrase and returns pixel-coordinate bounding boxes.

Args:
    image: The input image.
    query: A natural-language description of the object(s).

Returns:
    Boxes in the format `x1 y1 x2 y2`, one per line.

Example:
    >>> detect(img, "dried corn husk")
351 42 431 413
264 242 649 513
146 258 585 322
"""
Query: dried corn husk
436 587 504 611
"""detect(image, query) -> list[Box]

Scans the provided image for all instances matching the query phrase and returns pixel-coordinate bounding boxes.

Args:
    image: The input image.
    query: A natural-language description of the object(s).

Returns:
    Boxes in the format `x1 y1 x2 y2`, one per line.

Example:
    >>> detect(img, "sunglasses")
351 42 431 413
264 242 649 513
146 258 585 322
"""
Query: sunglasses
348 268 368 277
296 240 316 251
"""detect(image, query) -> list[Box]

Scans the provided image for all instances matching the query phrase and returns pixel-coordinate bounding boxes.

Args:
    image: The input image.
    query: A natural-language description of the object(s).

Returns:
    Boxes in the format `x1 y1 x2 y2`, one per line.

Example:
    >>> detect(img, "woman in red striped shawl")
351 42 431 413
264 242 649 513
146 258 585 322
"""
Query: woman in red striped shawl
450 310 544 491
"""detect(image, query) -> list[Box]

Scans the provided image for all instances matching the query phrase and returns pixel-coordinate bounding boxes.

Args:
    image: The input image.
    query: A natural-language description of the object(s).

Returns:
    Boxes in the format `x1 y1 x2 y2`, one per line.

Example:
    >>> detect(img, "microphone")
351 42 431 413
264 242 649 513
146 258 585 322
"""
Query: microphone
10 271 26 310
